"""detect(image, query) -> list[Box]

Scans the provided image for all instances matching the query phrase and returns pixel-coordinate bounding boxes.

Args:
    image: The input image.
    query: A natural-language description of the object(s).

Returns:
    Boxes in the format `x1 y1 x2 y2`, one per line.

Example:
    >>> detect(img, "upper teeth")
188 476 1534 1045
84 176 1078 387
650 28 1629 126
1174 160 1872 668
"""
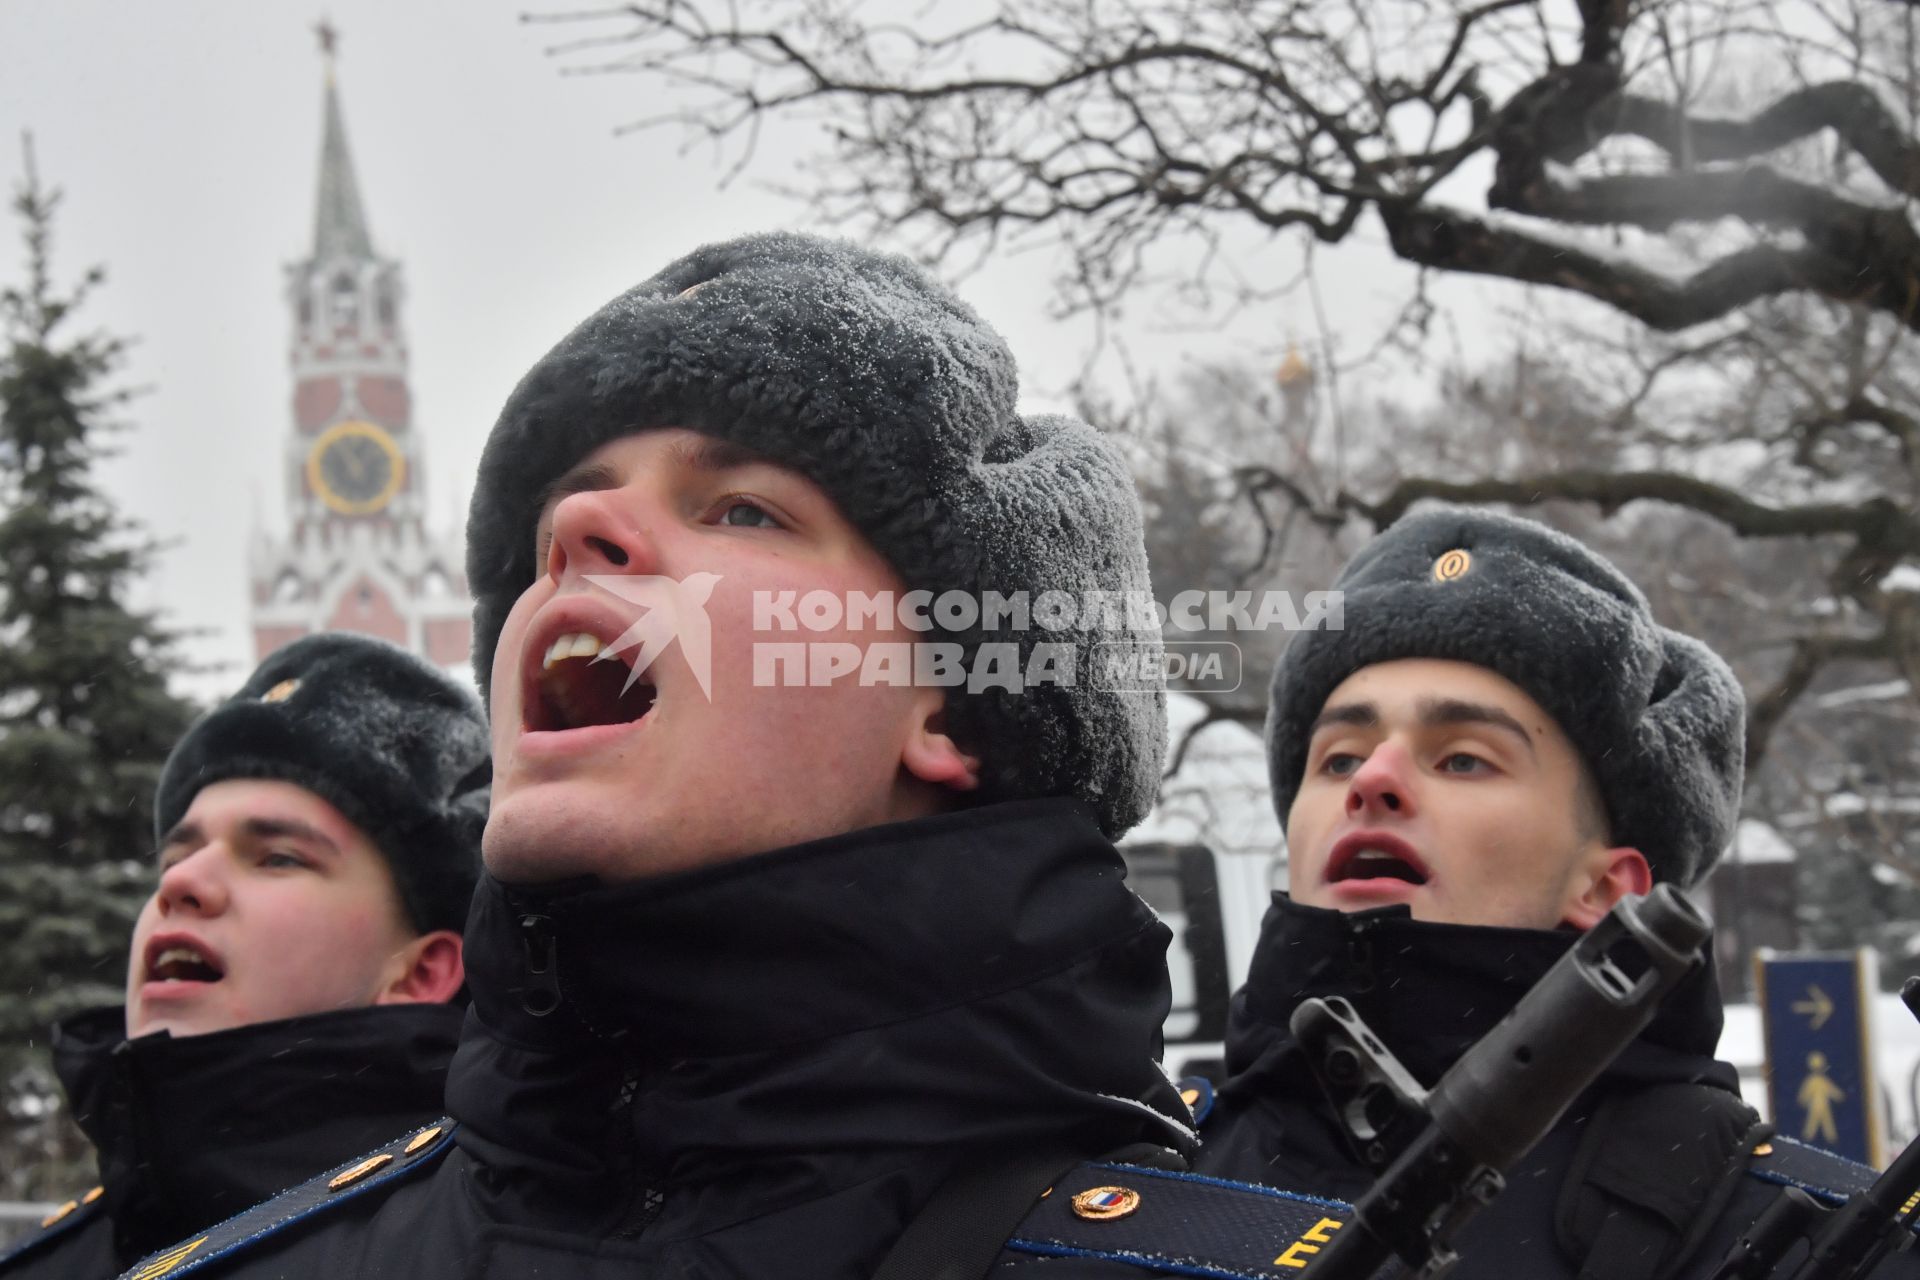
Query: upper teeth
153 945 212 974
543 633 605 670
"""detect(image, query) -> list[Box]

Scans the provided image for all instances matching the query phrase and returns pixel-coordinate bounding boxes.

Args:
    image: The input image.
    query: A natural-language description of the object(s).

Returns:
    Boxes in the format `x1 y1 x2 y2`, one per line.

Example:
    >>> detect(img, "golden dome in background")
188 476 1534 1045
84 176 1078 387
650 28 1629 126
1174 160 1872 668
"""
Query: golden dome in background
1276 342 1314 388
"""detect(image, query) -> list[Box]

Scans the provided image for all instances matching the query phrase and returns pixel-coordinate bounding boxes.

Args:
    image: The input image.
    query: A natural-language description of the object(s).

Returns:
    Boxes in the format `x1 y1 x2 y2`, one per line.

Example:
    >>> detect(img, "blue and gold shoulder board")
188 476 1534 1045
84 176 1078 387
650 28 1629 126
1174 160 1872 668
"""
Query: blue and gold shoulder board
1746 1134 1918 1226
0 1185 106 1271
113 1120 456 1280
1003 1159 1356 1277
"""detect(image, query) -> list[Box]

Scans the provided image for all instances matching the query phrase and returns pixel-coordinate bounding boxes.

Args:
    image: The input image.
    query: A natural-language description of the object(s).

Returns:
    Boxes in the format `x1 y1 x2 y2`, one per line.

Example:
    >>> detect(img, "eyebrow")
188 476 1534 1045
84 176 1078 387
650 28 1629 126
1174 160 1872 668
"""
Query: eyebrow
157 817 341 859
532 437 779 523
1421 698 1537 756
532 461 621 520
1307 697 1537 758
243 817 342 853
1306 702 1377 738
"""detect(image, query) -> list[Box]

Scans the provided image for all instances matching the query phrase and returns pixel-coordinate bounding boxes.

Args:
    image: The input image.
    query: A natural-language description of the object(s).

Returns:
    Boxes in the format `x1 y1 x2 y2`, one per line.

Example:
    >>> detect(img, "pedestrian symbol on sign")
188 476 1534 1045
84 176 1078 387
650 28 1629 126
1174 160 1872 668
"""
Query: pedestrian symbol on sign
1756 950 1883 1165
1797 1050 1846 1144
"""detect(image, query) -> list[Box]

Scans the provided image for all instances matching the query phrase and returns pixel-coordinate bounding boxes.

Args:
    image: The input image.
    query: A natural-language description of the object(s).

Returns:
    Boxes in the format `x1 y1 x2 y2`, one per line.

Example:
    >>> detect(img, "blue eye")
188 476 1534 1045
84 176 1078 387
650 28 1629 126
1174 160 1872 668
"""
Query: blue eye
720 499 780 528
1439 753 1488 774
261 850 309 869
1322 753 1362 777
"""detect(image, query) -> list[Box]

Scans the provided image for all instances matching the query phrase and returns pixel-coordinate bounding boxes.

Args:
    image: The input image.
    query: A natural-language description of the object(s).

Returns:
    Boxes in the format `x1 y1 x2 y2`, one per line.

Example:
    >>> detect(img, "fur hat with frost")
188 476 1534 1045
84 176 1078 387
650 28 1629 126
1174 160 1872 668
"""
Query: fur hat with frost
466 232 1164 838
1265 505 1745 886
155 632 490 934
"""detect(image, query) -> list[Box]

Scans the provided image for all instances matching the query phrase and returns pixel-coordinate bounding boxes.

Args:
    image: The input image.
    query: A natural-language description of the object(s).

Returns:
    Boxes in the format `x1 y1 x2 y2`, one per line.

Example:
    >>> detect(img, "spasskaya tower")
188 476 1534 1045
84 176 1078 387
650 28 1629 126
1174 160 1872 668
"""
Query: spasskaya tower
249 27 472 672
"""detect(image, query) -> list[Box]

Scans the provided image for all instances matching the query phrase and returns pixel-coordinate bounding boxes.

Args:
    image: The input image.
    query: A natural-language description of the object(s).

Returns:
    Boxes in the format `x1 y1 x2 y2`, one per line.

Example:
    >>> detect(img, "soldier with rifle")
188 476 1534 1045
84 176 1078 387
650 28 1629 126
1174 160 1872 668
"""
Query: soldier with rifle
104 304 1914 1276
1179 506 1920 1280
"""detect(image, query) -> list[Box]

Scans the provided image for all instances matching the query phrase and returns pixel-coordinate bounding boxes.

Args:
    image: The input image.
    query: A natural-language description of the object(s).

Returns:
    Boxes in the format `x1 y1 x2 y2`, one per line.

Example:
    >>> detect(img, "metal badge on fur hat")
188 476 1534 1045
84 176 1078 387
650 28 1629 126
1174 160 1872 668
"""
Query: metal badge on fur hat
155 633 491 934
1265 506 1745 886
465 231 1164 838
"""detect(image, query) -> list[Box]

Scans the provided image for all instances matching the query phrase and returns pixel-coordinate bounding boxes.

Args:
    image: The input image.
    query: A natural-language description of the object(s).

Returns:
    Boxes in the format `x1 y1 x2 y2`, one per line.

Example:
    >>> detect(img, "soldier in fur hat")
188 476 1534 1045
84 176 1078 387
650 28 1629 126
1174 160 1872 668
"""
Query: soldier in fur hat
109 231 1193 1280
1186 508 1917 1280
2 632 488 1278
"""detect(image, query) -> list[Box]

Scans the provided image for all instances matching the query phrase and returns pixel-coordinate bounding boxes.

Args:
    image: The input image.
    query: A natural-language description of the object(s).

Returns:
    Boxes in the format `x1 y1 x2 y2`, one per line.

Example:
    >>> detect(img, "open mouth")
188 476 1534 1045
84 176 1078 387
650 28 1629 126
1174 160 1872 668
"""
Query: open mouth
1327 837 1430 887
1333 852 1428 885
528 632 657 732
146 939 225 985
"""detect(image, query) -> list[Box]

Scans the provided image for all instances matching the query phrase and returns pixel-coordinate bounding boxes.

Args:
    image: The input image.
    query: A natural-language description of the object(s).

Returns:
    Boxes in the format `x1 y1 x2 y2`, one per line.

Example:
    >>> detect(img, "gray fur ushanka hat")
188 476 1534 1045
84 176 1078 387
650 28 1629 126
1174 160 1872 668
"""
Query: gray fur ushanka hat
1266 505 1745 886
466 231 1164 838
156 633 491 934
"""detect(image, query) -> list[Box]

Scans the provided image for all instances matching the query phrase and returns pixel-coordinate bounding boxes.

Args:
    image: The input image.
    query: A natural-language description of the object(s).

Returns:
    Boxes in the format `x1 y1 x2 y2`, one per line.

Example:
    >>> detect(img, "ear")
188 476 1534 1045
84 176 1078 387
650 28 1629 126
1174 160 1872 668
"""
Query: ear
1561 846 1653 931
900 692 981 793
374 929 466 1005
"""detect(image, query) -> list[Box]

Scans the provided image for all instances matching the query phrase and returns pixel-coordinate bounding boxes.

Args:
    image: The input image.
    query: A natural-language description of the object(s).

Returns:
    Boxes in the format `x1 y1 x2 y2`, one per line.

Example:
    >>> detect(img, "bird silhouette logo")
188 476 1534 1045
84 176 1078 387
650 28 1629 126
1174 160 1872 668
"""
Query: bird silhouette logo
582 573 723 701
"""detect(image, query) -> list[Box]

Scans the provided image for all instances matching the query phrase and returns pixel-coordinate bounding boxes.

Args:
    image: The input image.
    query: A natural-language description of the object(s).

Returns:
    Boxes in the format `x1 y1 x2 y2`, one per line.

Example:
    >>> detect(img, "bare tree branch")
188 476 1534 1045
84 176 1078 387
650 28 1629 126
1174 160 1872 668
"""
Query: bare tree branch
1747 627 1891 768
1162 697 1265 781
1610 81 1920 197
1380 200 1920 334
544 0 1920 331
1346 468 1920 546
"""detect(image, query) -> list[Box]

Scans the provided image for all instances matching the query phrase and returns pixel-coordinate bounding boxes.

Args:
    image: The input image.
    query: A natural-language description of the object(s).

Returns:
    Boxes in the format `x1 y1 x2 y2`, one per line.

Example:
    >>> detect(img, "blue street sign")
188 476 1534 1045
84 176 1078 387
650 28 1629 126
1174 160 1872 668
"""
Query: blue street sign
1755 950 1884 1167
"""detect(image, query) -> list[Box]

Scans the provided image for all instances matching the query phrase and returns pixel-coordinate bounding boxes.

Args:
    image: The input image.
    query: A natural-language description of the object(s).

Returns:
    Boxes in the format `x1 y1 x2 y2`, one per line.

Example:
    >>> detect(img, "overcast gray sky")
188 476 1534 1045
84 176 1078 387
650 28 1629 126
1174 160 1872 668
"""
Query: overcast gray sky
0 1 1492 697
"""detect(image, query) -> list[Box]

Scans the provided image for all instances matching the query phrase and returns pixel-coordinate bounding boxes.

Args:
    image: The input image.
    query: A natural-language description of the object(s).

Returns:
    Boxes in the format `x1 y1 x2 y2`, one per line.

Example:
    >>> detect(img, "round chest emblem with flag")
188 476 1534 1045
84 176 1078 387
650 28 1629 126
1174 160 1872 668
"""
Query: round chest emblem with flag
1070 1185 1143 1221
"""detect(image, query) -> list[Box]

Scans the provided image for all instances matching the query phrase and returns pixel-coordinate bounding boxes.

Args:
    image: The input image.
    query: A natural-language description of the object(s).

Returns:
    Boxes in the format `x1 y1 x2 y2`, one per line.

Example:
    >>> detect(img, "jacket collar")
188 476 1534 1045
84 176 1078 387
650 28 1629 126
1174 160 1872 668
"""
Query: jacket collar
449 799 1194 1230
55 1002 461 1262
1224 894 1734 1097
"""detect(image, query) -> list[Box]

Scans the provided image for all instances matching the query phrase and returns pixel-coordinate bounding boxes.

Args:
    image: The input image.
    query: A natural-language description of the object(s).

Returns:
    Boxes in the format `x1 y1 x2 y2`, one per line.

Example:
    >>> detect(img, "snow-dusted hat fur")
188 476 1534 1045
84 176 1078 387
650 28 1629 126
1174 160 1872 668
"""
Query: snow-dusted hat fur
155 633 491 934
466 231 1163 838
1266 506 1745 886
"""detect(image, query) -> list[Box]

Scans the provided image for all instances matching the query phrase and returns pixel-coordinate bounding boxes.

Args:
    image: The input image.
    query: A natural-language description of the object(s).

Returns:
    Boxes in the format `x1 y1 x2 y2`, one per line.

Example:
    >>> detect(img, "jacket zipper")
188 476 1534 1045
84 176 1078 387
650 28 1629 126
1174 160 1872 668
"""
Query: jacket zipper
1345 911 1380 995
511 901 659 1235
518 913 563 1018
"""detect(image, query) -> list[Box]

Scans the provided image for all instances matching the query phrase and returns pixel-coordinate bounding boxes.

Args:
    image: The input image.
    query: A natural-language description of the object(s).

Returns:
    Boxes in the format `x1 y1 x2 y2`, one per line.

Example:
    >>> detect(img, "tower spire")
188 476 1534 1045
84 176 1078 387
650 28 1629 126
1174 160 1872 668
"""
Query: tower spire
311 21 374 262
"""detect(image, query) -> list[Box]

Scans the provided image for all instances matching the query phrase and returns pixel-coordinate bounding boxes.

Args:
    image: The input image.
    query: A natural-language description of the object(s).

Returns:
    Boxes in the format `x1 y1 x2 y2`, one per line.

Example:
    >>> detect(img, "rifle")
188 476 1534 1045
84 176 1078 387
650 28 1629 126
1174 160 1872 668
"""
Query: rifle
1292 885 1712 1279
1709 977 1920 1280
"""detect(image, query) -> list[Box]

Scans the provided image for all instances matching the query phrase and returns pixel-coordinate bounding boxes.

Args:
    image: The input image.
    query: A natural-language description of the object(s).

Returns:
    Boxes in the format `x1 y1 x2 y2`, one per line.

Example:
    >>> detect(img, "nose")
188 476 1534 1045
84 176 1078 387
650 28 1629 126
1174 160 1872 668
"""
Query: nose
1344 739 1416 819
155 846 230 919
544 486 655 583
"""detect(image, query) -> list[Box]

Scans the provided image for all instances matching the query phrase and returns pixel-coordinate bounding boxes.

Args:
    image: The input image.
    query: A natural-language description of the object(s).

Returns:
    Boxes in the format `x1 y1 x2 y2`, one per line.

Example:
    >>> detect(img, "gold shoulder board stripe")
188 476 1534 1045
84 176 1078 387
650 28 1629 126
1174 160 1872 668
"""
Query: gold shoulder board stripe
327 1152 394 1190
128 1236 207 1280
404 1125 444 1154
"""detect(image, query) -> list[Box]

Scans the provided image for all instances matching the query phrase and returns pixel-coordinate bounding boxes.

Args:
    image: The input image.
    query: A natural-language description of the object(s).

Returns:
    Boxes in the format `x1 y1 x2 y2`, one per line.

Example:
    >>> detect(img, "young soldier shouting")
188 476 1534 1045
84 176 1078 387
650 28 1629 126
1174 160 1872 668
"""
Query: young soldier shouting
2 632 487 1277
1190 507 1919 1280
117 232 1193 1279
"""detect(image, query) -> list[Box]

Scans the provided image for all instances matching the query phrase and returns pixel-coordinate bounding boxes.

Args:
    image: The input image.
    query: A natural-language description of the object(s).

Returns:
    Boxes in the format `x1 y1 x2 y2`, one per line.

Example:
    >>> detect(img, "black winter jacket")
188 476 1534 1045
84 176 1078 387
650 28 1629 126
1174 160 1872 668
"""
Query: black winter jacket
1187 896 1920 1280
116 800 1195 1280
0 1002 460 1277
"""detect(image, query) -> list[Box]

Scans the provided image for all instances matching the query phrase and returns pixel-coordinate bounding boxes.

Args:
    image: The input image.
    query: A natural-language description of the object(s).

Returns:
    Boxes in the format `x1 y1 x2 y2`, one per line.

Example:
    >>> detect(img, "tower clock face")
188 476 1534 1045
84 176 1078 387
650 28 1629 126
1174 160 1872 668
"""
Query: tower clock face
308 420 405 515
